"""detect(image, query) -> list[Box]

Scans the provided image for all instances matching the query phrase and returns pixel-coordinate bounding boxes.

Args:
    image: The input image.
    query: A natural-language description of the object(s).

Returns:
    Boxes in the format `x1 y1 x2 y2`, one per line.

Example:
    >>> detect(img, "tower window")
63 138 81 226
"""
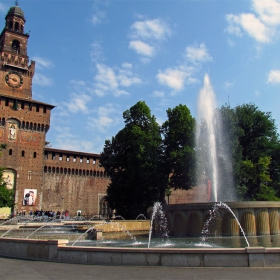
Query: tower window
36 104 39 112
15 22 19 32
11 40 20 54
9 149 12 155
5 98 9 106
21 150 25 157
33 152 37 158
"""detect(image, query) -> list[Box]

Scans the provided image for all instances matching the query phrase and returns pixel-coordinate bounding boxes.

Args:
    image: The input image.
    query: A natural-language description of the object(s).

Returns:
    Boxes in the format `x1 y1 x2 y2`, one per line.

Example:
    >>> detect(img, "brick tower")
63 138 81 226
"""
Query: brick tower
0 2 54 215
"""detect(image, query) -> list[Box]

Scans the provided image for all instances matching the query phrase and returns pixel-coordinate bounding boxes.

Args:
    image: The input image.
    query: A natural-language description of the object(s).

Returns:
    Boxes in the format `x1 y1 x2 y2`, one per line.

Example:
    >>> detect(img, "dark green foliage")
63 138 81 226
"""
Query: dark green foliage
0 143 14 208
219 104 280 201
162 104 196 191
0 167 14 208
100 101 163 218
100 102 196 218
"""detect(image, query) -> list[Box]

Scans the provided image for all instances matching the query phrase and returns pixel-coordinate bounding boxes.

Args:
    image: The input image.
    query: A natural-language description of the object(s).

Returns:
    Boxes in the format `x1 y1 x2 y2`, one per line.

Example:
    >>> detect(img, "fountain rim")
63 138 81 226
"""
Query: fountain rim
163 201 280 210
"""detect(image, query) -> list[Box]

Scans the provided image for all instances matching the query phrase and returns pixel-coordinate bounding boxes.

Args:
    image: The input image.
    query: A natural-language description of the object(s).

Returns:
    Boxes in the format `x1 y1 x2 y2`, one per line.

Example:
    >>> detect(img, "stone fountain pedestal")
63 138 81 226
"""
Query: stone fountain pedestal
163 201 280 237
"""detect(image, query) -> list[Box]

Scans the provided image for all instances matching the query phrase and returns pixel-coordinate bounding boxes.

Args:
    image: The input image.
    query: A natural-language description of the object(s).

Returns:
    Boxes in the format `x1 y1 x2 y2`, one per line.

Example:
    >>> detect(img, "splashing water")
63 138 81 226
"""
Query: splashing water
196 74 236 202
201 202 250 247
71 221 136 247
136 214 147 220
148 202 169 248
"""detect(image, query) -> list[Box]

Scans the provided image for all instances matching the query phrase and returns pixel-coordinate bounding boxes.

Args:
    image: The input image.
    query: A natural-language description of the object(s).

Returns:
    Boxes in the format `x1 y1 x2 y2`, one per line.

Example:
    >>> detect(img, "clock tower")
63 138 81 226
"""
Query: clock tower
0 1 34 98
0 2 55 215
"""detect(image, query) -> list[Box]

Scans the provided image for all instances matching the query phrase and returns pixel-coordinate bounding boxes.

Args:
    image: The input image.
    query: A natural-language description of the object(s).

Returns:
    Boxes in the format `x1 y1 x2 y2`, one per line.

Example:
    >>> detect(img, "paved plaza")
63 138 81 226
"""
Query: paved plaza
1 256 280 280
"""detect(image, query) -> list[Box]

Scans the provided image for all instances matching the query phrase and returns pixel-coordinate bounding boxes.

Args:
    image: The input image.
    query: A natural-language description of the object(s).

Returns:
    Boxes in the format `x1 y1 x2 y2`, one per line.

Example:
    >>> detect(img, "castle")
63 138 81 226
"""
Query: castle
0 3 110 217
0 4 207 218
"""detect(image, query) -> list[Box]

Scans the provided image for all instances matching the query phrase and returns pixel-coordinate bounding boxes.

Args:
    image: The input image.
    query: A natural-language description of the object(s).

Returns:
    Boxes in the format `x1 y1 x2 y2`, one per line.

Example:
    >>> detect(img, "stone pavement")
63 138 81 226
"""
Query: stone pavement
0 256 280 280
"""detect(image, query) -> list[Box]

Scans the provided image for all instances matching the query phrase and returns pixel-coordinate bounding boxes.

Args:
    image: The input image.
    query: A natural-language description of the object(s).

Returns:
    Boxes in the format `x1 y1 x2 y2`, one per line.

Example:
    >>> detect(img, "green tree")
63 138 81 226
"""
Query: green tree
0 144 14 208
100 101 163 218
100 102 197 218
220 103 280 201
162 104 196 192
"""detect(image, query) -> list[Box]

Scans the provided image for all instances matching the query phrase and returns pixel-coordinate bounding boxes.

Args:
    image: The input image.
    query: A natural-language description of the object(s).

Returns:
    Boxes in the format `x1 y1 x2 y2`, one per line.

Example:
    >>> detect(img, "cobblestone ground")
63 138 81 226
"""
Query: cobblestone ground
1 257 280 280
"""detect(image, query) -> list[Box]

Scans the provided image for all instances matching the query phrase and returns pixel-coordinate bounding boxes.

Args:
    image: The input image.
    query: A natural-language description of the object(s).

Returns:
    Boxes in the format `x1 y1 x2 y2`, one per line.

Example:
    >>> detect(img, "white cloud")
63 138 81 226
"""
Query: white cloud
118 69 142 87
66 93 92 113
268 69 280 83
253 0 280 25
33 73 53 86
33 57 54 69
122 62 132 69
226 0 280 43
95 64 118 90
88 104 121 133
55 128 95 152
129 40 154 56
91 0 107 25
90 43 104 62
157 68 187 91
224 81 234 90
152 90 165 98
185 43 212 64
130 19 171 40
129 18 171 60
156 43 212 93
93 63 142 97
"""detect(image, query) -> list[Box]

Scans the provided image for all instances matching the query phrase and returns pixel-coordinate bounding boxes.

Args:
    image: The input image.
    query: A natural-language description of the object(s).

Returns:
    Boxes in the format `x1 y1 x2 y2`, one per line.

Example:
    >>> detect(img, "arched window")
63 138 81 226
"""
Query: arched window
14 22 19 32
11 40 20 54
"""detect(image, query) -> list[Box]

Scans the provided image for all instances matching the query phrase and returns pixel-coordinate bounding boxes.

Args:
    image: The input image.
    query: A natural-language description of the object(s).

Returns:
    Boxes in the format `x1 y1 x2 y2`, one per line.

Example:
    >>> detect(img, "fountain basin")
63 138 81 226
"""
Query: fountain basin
1 237 280 267
164 202 280 237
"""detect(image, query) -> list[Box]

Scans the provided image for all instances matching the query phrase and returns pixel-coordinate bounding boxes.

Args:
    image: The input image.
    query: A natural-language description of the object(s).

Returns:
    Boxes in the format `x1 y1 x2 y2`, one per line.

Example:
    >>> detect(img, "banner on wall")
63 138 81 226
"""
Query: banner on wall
23 189 37 206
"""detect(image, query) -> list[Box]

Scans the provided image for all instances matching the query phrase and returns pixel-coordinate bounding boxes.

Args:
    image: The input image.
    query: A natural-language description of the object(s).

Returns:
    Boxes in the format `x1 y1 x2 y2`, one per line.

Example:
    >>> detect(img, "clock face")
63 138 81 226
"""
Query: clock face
5 72 23 88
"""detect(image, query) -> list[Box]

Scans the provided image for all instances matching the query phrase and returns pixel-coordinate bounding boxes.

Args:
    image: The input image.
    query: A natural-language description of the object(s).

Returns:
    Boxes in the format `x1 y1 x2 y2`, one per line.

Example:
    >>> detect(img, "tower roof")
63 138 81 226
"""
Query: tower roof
5 3 25 21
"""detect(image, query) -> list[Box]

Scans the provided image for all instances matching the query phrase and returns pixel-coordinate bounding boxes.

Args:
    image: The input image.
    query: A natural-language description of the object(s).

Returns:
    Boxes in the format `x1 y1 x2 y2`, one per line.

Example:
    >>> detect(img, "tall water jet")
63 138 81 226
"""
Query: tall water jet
196 74 235 202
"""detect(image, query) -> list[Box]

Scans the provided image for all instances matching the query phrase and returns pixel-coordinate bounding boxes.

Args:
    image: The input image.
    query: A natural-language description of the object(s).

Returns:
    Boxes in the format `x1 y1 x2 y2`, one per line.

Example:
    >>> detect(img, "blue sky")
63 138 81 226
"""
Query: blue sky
1 0 280 153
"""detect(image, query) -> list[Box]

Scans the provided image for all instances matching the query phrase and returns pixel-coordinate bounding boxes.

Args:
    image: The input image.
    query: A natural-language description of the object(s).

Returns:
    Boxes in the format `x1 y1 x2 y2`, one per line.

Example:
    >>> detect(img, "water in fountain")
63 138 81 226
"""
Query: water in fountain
112 215 125 220
196 74 236 202
201 201 250 247
26 219 56 239
71 221 136 247
1 215 36 237
136 214 146 220
148 202 169 248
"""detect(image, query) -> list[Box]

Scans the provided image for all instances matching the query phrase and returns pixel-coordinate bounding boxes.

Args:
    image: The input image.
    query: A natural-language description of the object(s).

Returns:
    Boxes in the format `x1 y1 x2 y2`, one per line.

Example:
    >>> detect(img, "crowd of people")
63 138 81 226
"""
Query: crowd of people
16 210 70 219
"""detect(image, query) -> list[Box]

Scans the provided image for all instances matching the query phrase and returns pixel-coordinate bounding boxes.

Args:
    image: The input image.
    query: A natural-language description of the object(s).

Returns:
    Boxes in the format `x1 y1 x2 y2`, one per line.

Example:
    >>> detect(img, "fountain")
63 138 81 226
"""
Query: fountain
164 74 280 240
0 74 280 267
148 202 169 248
